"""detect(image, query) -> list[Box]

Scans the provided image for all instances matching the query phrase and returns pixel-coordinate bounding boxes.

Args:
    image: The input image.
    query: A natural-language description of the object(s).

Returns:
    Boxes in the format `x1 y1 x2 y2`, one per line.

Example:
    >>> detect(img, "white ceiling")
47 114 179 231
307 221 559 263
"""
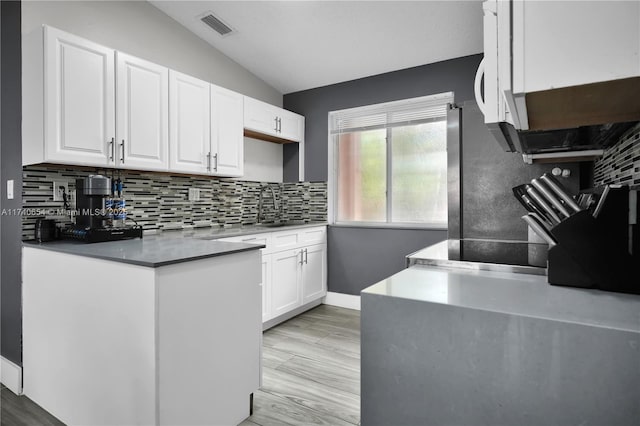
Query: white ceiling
149 1 484 94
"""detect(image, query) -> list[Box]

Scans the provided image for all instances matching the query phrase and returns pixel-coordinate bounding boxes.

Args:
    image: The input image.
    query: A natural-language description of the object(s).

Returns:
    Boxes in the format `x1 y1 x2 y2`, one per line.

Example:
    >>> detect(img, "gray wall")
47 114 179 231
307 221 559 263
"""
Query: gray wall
1 0 23 365
284 55 483 182
460 101 581 241
284 55 482 295
328 227 446 295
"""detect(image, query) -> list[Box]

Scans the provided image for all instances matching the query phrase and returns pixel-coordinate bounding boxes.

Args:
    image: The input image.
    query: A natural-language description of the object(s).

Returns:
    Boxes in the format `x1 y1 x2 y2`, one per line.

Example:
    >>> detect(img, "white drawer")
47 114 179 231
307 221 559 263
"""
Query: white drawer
299 226 326 245
218 233 271 252
270 229 301 251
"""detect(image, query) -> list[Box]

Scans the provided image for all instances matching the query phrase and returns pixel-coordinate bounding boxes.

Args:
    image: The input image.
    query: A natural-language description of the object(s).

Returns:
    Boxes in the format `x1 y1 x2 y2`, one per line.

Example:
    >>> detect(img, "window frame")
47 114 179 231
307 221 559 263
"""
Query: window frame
328 93 452 230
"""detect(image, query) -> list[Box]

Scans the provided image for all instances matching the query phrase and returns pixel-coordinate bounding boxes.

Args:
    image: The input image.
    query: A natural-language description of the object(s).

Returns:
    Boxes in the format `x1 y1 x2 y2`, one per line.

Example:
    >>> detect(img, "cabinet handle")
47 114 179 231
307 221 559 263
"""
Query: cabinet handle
474 57 487 116
109 137 114 161
120 139 125 164
206 152 211 172
213 153 218 171
278 117 282 133
274 117 279 132
298 249 304 265
304 248 308 264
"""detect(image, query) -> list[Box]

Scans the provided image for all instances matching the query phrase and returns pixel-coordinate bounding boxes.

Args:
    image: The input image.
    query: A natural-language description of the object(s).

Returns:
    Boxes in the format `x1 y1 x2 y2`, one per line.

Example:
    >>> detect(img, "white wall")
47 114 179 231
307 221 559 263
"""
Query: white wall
22 0 284 182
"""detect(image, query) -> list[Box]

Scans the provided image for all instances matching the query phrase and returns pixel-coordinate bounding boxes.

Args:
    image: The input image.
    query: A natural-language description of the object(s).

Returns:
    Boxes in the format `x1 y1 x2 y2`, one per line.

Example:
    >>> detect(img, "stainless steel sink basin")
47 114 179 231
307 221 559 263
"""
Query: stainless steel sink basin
258 220 306 228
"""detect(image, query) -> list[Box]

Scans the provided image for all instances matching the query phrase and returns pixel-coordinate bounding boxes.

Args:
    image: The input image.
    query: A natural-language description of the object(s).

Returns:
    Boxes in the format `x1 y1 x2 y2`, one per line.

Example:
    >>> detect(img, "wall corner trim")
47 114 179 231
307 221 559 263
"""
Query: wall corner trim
1 357 23 395
323 292 361 311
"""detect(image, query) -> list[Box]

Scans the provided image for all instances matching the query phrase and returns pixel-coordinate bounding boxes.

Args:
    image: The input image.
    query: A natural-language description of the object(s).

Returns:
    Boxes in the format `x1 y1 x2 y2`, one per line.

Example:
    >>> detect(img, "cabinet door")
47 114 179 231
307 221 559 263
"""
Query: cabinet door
278 109 304 143
261 254 273 322
513 1 640 94
271 249 302 317
44 26 114 166
116 52 169 171
243 96 279 137
302 244 327 304
169 71 210 174
211 84 243 177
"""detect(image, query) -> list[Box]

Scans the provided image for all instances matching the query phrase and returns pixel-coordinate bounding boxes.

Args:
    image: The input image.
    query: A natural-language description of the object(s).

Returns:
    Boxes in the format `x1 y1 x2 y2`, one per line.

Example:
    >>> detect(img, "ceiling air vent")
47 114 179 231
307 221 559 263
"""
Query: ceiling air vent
200 13 234 36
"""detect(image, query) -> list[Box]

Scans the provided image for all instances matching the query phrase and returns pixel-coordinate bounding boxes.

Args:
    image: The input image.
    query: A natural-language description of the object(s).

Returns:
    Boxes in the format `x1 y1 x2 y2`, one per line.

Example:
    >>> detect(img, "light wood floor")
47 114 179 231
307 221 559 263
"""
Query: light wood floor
1 304 361 426
242 305 361 426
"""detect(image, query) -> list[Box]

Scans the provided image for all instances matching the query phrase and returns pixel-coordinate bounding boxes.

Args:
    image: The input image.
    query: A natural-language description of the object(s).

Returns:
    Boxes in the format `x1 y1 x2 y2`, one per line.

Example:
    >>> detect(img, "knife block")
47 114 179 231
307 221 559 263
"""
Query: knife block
547 186 639 295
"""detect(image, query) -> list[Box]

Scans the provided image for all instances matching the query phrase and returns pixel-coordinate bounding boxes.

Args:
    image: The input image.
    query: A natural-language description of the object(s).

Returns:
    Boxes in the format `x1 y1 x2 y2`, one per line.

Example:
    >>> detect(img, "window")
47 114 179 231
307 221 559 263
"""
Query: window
329 92 452 228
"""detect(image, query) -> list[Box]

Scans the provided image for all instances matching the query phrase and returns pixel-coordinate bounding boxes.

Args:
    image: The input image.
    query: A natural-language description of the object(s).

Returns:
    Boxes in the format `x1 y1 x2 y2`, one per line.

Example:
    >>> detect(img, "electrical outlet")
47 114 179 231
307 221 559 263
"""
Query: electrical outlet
188 188 200 202
53 181 68 202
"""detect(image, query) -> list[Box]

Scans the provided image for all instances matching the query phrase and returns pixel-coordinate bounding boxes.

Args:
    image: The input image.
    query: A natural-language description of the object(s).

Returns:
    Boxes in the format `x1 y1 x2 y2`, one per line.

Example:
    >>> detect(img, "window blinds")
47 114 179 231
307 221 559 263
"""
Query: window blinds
330 92 454 134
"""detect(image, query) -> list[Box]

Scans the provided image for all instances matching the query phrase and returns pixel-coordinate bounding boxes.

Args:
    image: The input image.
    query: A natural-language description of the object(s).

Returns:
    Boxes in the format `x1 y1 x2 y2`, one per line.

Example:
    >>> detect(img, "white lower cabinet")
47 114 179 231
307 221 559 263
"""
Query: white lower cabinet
271 249 303 318
302 244 327 304
261 254 273 322
219 226 327 325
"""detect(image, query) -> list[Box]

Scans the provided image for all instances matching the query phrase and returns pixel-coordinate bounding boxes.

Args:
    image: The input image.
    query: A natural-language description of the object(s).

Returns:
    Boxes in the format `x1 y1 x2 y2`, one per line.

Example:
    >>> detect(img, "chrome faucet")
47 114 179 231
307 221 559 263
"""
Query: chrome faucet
257 184 281 224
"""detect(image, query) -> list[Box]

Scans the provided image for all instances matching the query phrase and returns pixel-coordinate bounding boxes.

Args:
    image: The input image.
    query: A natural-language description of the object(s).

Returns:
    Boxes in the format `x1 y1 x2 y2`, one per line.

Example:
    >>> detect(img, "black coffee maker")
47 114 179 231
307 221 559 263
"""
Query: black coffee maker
75 175 111 228
59 174 143 243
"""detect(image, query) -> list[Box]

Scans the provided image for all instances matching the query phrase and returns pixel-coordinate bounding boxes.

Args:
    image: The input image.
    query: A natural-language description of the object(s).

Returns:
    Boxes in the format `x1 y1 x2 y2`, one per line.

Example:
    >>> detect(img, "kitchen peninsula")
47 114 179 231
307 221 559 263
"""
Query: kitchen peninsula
361 241 640 426
22 236 265 426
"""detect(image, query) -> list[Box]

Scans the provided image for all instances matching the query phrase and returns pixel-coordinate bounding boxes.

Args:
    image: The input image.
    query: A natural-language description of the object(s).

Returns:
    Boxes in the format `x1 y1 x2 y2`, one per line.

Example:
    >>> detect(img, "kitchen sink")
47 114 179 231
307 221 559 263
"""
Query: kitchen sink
258 220 307 228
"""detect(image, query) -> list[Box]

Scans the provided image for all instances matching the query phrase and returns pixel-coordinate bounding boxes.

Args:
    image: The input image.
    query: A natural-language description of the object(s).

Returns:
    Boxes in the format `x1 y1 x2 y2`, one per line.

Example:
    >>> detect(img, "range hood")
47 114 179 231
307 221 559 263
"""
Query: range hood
491 119 639 164
487 77 640 163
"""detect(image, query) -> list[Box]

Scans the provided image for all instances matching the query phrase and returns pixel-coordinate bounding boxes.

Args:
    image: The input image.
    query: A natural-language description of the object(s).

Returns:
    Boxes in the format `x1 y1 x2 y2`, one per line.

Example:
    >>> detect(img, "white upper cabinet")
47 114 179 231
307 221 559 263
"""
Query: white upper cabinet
244 96 304 143
512 1 640 94
22 26 116 166
116 53 169 171
478 0 640 132
210 84 244 177
278 109 305 143
24 26 169 169
168 72 246 177
168 70 210 174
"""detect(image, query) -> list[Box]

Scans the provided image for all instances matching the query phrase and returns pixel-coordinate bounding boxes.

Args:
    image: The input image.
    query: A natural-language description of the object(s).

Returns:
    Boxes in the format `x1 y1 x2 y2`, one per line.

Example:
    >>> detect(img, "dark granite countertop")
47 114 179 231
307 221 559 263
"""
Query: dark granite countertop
23 222 327 267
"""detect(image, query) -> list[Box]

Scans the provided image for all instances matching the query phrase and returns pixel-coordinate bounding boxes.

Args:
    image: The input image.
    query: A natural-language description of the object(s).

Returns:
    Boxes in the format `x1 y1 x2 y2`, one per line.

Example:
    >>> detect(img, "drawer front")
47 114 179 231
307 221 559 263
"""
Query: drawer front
299 226 326 245
271 230 300 251
219 233 271 252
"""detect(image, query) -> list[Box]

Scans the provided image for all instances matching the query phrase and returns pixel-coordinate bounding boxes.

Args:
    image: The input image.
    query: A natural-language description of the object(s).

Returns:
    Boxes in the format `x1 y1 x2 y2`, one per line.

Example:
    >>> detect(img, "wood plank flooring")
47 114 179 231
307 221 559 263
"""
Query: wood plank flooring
0 305 361 426
242 305 361 426
0 384 64 426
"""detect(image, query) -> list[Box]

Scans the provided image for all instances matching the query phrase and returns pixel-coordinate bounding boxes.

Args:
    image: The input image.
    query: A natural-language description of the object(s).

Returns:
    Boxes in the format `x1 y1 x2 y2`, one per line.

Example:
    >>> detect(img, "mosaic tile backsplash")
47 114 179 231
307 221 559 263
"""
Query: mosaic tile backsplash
22 165 327 240
594 123 640 187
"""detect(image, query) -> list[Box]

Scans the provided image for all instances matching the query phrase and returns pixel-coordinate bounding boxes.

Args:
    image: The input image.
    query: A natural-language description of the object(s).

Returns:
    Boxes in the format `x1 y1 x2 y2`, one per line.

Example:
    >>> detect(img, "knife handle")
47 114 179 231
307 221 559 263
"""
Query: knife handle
526 186 562 224
541 173 581 213
532 178 571 218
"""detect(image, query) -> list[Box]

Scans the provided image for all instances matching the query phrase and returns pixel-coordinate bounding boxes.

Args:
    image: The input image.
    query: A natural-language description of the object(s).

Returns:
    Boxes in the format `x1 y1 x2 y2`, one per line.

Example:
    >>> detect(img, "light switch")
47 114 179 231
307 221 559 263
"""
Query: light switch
7 180 14 200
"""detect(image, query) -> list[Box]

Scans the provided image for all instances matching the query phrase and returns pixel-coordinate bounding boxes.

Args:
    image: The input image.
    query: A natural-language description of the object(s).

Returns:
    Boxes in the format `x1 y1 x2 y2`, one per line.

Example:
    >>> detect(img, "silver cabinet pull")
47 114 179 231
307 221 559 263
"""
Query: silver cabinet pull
274 117 279 132
120 139 125 164
277 117 282 133
298 249 304 265
304 248 308 264
206 152 212 172
213 153 218 171
108 138 115 162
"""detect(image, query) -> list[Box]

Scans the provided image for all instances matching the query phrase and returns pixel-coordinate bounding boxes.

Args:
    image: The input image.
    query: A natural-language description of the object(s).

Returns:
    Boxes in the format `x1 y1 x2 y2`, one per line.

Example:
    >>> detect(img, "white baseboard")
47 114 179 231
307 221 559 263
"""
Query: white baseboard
322 292 361 311
1 356 23 395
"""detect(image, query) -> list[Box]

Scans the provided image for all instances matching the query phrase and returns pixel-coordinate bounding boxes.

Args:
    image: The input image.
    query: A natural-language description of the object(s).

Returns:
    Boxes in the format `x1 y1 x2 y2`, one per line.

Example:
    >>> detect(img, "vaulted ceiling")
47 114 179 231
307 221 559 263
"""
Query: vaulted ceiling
149 1 484 94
